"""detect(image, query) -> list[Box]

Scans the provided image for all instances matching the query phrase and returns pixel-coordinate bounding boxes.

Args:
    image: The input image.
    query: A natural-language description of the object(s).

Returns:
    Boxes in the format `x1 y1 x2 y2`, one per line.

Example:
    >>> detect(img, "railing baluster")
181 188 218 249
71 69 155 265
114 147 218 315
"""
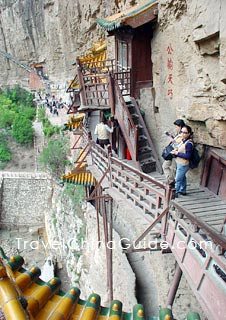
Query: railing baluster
89 141 167 221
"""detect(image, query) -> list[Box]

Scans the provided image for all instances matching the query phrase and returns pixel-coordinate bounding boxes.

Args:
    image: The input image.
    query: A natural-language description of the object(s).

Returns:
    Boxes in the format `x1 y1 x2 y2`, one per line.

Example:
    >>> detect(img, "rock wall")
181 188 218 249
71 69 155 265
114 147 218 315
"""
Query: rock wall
139 0 226 162
1 0 225 155
77 203 137 310
0 0 130 99
45 183 137 310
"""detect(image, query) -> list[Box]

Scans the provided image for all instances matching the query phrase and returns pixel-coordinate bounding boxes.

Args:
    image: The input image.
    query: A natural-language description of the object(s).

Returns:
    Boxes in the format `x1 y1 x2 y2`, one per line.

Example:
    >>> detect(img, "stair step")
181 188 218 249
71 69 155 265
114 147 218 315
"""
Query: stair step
138 141 148 148
138 134 147 141
131 113 139 118
127 104 135 113
140 160 156 173
138 125 144 135
138 151 152 161
140 157 155 164
138 146 151 153
131 113 139 124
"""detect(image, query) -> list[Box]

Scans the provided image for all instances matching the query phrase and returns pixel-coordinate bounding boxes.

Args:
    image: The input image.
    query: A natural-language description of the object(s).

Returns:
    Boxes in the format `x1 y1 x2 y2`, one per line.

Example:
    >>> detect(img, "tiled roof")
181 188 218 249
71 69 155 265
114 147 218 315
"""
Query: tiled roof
97 0 158 32
69 39 107 92
61 171 96 187
63 113 85 131
0 253 201 320
72 39 107 67
61 143 96 187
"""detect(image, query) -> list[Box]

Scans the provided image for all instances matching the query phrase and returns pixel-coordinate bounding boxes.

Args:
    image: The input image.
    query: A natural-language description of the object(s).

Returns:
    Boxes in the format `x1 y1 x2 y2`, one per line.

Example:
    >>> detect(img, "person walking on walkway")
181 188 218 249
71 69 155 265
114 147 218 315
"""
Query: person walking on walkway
171 124 193 197
162 119 185 186
94 117 114 149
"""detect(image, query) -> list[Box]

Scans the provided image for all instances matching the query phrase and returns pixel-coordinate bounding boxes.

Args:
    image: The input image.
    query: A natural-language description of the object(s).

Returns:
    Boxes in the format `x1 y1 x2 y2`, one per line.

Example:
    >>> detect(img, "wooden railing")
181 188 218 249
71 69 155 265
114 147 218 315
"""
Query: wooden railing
77 58 131 107
84 132 226 319
89 140 171 226
113 70 131 96
81 59 115 74
166 206 226 319
82 73 110 107
114 80 139 163
169 201 226 251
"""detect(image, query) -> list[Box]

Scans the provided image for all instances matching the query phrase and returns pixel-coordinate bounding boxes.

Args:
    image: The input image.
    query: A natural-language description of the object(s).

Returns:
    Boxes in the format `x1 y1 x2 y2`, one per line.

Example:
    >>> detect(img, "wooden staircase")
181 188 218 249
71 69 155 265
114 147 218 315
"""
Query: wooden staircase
125 99 156 173
76 58 162 173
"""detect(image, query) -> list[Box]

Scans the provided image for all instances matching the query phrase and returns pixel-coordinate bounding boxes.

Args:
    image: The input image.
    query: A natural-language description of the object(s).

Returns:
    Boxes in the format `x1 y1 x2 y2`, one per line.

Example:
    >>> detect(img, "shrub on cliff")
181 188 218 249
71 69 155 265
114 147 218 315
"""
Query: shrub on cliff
0 136 12 169
12 115 34 145
0 86 35 143
0 95 17 129
38 136 71 176
42 118 60 137
5 85 34 108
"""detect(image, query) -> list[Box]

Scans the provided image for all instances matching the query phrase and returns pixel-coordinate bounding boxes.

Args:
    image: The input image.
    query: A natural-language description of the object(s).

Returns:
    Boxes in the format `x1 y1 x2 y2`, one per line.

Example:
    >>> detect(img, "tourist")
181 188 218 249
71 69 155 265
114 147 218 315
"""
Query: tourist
171 125 193 197
94 116 114 149
53 106 58 116
162 119 185 186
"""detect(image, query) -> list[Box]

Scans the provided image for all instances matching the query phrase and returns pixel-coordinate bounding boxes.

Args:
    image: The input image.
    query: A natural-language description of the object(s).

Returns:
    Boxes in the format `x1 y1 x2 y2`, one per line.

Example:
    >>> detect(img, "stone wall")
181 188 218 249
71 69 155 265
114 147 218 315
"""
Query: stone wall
0 172 49 228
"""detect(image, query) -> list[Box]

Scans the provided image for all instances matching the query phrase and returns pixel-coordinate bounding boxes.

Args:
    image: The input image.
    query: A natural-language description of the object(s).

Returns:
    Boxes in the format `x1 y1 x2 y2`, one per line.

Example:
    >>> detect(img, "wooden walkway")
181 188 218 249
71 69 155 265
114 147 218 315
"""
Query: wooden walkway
150 168 225 236
81 138 226 319
174 186 226 234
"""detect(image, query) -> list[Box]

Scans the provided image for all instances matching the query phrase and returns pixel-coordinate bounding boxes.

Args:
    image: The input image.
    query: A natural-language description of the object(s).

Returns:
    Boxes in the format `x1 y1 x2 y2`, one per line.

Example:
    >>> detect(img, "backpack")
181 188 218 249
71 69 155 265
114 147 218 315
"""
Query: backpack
189 146 201 169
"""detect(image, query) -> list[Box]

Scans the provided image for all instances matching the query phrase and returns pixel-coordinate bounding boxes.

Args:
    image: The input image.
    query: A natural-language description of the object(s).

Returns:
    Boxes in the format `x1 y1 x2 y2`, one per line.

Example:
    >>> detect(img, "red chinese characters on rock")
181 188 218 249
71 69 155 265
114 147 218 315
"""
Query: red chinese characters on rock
167 43 174 99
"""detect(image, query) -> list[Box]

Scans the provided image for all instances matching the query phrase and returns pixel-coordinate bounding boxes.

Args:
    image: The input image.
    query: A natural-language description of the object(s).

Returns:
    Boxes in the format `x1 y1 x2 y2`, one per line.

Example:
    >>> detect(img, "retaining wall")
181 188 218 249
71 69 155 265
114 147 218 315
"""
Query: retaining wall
0 172 50 229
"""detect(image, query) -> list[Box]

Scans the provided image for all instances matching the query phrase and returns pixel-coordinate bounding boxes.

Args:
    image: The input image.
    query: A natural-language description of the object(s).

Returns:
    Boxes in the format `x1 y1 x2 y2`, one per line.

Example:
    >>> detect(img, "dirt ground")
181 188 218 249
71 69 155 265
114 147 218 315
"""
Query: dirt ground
3 136 36 172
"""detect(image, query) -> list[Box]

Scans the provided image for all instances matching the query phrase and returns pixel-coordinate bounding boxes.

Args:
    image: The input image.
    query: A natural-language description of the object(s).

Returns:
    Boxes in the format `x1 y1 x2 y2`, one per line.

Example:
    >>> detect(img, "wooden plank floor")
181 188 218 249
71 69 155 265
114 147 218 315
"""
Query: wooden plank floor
174 187 226 233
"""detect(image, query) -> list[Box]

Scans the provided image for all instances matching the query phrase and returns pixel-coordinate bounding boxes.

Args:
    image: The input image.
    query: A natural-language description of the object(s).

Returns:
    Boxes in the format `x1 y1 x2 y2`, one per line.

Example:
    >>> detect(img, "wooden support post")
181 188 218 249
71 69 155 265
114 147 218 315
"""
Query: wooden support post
102 196 113 302
108 198 113 301
76 58 87 106
108 74 115 116
166 263 182 307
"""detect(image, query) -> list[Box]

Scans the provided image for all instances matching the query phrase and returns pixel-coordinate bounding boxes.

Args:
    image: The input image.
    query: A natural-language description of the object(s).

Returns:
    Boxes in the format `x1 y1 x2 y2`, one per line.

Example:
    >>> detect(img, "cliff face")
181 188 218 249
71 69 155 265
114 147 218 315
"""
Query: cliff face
0 0 124 93
138 0 226 155
1 0 225 150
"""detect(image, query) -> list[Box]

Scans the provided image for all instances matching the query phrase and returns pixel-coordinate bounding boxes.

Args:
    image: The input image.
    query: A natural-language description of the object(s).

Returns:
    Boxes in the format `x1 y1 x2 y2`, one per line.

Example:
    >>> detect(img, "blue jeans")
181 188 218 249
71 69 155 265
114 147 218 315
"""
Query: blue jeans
175 163 190 193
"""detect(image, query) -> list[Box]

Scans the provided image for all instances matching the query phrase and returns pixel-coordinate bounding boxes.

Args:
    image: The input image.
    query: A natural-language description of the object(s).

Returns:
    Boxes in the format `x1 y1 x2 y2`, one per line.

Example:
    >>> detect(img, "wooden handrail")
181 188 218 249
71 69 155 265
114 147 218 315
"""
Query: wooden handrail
89 140 169 221
114 79 139 164
171 201 226 250
81 59 115 75
109 155 165 189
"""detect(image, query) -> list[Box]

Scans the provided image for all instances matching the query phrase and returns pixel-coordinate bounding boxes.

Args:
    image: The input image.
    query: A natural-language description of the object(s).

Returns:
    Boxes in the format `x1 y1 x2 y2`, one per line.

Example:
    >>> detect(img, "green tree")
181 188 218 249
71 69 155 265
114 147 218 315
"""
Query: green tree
0 106 17 129
0 86 35 129
12 115 34 145
0 95 17 128
38 136 71 176
20 106 36 121
6 85 34 107
0 137 12 169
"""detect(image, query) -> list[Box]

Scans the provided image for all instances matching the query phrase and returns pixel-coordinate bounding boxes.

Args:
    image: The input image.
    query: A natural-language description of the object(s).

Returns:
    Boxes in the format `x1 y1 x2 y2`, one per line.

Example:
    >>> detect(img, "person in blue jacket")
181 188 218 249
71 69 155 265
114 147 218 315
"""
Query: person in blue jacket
171 125 193 197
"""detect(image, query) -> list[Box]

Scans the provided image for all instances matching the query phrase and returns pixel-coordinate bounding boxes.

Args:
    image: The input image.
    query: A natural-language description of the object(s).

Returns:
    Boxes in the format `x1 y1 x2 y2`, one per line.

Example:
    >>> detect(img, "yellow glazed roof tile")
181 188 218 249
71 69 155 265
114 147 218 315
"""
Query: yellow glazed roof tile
0 245 201 319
